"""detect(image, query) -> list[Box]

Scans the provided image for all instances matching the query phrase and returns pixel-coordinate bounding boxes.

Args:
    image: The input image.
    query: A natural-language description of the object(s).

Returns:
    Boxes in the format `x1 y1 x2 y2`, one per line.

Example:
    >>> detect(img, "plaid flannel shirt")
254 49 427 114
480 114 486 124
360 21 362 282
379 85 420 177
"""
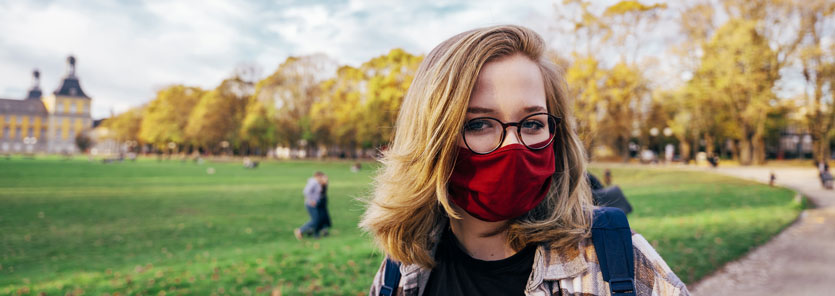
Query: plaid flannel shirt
368 221 690 296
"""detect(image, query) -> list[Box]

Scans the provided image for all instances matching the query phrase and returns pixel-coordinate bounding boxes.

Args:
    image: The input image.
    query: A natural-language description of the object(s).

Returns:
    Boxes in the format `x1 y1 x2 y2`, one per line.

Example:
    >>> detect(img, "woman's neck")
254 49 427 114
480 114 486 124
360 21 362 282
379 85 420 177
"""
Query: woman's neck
448 206 515 261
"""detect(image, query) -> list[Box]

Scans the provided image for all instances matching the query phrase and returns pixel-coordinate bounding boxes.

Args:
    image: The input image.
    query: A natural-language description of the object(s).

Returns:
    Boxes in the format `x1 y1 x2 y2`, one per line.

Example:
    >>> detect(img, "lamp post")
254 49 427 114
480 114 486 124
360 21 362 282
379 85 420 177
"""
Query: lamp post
663 127 673 162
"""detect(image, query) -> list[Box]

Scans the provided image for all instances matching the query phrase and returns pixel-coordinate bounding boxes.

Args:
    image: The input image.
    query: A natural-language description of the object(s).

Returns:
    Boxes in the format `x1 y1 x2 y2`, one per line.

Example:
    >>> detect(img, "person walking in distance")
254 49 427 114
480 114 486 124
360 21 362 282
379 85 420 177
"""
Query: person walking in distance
295 171 326 239
316 173 332 236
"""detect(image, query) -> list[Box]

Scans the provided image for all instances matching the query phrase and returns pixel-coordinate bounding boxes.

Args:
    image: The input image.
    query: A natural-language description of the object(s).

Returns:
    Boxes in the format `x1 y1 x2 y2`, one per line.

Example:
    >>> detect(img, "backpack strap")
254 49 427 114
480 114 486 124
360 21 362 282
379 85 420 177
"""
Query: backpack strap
380 257 401 296
592 207 635 296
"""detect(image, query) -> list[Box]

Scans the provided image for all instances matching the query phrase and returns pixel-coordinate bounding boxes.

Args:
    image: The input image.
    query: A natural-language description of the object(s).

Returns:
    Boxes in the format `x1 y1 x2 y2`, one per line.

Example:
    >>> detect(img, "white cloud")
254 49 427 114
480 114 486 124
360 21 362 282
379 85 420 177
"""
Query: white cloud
0 0 558 118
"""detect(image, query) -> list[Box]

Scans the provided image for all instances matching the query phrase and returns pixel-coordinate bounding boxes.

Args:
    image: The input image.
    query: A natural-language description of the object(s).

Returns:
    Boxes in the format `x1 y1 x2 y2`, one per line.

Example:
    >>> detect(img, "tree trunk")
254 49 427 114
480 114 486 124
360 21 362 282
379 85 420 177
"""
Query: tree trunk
753 135 766 165
812 131 832 165
618 135 630 162
679 141 691 164
739 138 753 166
753 118 767 165
729 139 739 162
704 133 715 158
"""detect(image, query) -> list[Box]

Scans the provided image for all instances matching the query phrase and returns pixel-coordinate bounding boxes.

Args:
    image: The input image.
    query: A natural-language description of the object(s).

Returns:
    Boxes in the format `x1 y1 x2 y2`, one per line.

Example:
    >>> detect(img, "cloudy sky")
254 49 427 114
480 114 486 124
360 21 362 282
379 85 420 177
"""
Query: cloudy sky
0 0 564 119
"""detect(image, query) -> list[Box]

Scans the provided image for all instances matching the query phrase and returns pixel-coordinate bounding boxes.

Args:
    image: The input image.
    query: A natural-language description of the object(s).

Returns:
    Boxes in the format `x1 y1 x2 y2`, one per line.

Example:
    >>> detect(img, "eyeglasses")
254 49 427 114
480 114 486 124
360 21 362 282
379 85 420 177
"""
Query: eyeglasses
461 112 561 154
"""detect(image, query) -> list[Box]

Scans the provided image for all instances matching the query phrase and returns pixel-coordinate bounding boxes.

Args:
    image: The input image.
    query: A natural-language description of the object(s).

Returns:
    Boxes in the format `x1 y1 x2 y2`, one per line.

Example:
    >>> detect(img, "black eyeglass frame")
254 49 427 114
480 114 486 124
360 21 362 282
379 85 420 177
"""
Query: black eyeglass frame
461 112 562 155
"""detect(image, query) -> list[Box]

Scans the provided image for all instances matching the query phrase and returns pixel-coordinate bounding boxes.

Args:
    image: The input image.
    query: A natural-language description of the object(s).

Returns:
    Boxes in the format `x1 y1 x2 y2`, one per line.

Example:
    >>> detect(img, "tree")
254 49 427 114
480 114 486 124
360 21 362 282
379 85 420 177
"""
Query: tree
556 0 666 161
693 19 779 165
308 49 422 156
101 106 143 143
311 65 365 154
239 98 276 155
253 54 336 150
672 1 720 161
185 76 252 154
75 131 93 153
564 54 604 155
355 49 423 149
665 90 695 163
601 1 667 63
794 0 835 164
598 62 650 160
139 85 205 151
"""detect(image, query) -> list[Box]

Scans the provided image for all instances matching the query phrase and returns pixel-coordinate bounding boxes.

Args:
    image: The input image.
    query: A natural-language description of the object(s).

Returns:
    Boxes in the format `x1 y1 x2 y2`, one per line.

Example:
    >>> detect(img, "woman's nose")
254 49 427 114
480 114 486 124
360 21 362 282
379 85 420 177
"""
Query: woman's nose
500 128 522 148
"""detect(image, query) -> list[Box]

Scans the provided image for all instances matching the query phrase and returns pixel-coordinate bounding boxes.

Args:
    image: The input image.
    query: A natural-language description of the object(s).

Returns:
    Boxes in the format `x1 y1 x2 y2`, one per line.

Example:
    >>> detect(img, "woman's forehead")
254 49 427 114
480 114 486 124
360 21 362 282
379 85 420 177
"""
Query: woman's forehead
468 54 547 118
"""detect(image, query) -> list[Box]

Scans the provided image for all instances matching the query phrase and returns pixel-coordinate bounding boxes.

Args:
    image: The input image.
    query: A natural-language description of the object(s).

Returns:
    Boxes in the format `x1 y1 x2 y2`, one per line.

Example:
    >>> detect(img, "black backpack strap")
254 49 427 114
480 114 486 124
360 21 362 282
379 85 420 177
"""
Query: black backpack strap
380 257 401 296
592 207 635 296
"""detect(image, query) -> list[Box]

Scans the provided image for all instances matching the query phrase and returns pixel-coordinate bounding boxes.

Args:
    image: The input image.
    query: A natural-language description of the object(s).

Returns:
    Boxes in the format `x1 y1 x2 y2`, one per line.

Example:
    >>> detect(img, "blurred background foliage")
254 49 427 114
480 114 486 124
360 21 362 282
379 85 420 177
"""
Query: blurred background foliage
100 0 835 165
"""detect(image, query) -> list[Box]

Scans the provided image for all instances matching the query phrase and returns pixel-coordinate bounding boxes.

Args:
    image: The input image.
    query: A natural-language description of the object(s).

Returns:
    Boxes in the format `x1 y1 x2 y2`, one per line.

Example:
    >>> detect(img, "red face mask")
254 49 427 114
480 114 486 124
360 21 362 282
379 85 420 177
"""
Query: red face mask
448 142 556 222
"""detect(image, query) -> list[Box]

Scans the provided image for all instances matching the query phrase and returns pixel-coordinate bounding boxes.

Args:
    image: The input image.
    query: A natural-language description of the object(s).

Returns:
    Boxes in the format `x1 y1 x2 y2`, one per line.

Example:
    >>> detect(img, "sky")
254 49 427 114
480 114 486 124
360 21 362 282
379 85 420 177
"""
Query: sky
0 0 813 120
0 0 559 119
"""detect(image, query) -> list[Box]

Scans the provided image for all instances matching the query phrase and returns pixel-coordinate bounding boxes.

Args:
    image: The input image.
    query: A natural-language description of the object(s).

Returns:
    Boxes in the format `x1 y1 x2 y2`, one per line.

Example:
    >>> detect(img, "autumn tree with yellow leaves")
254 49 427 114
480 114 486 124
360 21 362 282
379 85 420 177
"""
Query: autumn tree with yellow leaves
138 85 205 152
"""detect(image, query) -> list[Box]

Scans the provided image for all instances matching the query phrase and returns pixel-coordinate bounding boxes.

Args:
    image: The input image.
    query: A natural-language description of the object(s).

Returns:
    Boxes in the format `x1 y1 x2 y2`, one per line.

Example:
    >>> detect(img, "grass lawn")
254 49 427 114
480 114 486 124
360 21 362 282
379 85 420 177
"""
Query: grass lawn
0 157 803 295
589 166 805 284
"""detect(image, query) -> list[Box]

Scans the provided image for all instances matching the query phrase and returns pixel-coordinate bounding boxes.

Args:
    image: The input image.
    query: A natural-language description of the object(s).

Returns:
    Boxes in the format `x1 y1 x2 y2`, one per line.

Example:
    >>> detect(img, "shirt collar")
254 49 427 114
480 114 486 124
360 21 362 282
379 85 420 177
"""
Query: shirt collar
526 239 590 292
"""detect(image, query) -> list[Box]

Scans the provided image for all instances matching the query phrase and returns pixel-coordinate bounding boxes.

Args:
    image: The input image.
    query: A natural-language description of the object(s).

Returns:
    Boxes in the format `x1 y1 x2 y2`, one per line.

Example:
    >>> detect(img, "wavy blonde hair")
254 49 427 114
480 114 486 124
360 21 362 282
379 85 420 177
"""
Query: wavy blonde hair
360 25 593 268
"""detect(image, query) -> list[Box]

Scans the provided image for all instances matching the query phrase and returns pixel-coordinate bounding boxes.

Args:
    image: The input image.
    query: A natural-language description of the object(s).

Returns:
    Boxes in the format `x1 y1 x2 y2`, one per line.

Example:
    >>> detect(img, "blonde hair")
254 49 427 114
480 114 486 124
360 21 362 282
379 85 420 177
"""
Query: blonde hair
360 25 593 268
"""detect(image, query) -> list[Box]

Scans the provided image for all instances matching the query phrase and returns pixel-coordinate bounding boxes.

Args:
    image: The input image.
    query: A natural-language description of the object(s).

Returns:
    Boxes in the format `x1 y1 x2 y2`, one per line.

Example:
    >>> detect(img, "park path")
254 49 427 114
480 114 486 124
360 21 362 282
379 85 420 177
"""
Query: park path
686 165 835 296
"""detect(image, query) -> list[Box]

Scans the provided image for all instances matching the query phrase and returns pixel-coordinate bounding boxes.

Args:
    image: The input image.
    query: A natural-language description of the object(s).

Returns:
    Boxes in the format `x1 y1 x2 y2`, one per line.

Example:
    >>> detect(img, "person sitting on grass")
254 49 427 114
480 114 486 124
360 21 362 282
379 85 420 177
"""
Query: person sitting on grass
361 25 689 295
295 171 328 239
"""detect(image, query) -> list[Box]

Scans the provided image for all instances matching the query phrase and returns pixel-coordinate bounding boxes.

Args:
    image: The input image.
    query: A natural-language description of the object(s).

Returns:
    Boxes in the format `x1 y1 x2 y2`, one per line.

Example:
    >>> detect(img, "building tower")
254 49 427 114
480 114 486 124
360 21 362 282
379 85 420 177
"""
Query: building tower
44 55 92 153
0 69 49 153
26 69 42 99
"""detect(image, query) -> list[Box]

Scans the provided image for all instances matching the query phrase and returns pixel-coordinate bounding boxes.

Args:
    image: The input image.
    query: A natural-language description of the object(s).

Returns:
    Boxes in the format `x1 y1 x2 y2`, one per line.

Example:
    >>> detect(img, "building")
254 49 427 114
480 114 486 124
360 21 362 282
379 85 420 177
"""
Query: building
0 56 93 154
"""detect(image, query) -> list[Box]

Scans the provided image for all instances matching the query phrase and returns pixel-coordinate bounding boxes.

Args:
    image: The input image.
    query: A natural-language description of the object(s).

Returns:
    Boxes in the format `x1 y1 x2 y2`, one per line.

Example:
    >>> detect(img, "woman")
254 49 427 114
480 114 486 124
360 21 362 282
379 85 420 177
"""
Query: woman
360 25 688 295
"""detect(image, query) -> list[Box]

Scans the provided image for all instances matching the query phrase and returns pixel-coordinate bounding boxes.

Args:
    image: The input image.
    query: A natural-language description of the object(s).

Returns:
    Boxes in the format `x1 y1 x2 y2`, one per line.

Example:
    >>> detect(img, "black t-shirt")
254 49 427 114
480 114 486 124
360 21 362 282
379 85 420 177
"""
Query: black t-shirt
423 228 536 296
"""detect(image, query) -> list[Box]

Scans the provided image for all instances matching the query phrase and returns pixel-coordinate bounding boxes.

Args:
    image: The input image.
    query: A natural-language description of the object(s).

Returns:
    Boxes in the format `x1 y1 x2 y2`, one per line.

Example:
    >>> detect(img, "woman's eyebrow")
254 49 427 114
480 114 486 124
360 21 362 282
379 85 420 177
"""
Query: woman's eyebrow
466 107 495 114
523 106 546 113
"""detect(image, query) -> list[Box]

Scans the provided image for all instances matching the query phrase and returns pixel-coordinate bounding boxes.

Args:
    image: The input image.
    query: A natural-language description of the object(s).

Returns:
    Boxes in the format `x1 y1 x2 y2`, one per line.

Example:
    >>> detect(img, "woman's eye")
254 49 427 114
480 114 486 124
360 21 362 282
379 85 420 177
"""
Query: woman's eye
464 119 493 131
521 120 545 131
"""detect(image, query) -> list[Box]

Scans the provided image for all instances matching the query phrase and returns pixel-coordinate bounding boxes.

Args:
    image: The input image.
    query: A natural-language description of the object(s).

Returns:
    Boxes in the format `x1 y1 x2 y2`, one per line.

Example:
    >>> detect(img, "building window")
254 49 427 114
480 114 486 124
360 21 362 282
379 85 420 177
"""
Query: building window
15 128 21 139
56 129 62 139
16 117 22 124
27 128 33 137
40 128 46 138
30 117 35 124
70 103 77 113
57 103 64 113
2 127 8 140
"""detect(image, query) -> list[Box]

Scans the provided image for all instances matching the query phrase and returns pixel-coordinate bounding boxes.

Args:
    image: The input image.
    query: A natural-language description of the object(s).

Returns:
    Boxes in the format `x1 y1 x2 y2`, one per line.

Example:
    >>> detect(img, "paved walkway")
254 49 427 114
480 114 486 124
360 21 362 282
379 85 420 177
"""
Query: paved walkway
687 166 835 296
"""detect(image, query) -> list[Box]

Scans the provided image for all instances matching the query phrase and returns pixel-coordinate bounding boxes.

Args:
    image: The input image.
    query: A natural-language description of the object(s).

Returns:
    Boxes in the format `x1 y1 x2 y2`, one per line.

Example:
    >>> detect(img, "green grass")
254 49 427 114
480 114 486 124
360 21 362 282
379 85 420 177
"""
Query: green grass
589 167 805 284
0 157 381 295
0 157 802 295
